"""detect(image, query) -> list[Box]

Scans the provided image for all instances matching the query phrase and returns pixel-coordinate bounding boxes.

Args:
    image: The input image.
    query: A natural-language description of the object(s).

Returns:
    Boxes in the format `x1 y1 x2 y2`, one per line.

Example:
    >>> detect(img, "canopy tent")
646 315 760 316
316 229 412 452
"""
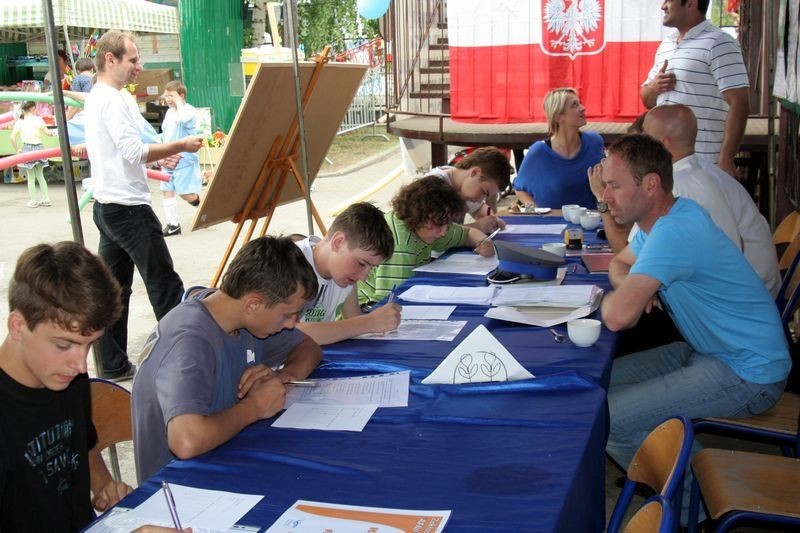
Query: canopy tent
0 0 179 43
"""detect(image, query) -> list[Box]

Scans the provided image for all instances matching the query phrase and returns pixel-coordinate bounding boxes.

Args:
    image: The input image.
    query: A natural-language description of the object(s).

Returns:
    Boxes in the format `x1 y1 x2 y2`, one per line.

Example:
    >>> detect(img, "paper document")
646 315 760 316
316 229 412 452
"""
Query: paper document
284 371 410 408
356 319 466 341
414 252 499 275
85 484 262 533
485 288 604 327
422 325 534 384
266 500 451 533
272 403 378 431
504 223 567 235
399 285 496 305
490 284 598 307
400 305 456 320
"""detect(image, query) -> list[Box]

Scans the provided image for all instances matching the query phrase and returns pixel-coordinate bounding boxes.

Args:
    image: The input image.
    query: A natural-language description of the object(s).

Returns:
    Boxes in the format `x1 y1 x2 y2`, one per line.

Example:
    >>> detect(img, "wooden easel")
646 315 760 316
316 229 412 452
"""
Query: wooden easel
193 47 366 287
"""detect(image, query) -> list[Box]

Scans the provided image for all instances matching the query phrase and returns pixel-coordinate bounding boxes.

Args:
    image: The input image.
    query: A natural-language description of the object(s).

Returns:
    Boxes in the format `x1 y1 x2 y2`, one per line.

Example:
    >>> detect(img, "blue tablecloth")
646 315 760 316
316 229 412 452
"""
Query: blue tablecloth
108 215 616 533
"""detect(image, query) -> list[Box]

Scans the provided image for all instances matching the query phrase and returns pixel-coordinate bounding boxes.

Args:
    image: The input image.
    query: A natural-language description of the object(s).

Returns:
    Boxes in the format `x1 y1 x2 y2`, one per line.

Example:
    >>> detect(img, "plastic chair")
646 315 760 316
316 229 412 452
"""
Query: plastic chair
89 378 133 483
607 416 694 533
687 413 800 533
623 496 674 533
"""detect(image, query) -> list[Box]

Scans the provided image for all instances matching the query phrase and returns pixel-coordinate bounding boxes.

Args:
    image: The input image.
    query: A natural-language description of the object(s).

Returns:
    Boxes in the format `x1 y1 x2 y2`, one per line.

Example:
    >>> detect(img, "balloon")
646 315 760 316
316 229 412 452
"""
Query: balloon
357 0 390 20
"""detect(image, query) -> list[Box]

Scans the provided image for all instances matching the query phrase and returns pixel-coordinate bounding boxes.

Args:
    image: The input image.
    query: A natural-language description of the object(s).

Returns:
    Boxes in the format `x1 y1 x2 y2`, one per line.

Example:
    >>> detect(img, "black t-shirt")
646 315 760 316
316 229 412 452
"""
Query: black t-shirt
0 370 98 532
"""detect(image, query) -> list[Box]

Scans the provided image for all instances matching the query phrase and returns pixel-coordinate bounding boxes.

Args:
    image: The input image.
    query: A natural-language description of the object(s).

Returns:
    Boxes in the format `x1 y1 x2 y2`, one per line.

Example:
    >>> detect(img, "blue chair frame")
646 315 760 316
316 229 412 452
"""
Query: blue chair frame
607 415 693 533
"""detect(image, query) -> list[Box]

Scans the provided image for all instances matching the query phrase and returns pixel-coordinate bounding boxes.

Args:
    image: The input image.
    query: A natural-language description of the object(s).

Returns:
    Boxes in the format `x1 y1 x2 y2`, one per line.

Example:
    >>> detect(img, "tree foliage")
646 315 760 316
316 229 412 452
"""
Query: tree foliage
298 0 379 57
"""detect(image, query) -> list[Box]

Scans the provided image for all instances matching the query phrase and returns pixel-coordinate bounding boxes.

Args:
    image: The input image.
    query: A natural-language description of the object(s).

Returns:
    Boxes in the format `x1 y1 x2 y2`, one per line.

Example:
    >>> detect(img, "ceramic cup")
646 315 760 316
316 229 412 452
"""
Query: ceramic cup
568 207 587 225
542 242 567 257
561 204 579 222
580 212 602 230
567 318 602 347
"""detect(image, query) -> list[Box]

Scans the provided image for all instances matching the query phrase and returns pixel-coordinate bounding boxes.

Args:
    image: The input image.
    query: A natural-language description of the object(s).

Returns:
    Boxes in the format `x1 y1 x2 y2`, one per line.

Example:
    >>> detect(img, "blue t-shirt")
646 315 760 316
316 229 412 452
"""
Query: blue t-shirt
630 198 790 384
70 73 93 93
513 131 604 209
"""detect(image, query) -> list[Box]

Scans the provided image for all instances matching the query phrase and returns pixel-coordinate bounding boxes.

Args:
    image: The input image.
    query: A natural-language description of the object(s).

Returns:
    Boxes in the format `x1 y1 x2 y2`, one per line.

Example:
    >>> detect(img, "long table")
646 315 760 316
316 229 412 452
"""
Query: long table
106 215 617 532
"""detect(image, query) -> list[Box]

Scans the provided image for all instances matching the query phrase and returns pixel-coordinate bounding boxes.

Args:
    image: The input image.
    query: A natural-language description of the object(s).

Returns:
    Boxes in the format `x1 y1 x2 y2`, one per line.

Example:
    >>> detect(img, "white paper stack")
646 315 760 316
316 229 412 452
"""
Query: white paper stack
398 285 497 305
490 285 598 307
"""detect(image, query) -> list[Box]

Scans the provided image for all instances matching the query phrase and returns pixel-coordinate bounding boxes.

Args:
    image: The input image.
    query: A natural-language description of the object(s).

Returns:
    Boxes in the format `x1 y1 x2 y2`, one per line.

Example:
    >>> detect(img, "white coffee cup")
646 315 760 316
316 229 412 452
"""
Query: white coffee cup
542 242 567 257
567 318 602 347
580 212 602 230
568 207 587 225
561 204 579 222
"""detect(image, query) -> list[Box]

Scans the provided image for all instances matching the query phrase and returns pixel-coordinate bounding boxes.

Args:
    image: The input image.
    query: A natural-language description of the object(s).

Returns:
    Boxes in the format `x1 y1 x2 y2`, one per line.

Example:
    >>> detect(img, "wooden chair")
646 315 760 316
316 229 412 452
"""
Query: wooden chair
773 211 800 249
623 496 674 533
687 414 800 533
607 416 693 533
90 378 133 483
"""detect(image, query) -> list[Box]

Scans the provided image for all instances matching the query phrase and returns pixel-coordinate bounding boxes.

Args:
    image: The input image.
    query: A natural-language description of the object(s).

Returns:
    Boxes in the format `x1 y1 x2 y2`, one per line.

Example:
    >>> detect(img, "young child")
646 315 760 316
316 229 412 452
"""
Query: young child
70 58 95 93
10 101 57 208
295 202 401 345
159 81 203 237
358 176 496 305
0 242 132 531
424 146 514 234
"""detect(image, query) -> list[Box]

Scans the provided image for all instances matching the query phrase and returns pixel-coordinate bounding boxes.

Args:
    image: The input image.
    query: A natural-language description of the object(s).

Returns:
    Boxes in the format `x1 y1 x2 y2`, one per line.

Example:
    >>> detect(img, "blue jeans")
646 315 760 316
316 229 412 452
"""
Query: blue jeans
607 342 784 523
93 202 184 376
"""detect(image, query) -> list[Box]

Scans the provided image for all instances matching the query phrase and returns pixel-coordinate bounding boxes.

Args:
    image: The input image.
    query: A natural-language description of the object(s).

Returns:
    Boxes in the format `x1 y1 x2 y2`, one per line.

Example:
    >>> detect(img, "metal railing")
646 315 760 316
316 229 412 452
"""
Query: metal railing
384 0 448 117
333 38 389 137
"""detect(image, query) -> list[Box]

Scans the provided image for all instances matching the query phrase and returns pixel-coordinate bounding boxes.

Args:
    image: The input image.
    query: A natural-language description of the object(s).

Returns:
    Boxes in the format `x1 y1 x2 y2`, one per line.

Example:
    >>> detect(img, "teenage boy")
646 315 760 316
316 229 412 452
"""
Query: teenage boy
132 237 322 482
424 146 514 233
0 242 131 531
358 176 496 305
296 202 402 345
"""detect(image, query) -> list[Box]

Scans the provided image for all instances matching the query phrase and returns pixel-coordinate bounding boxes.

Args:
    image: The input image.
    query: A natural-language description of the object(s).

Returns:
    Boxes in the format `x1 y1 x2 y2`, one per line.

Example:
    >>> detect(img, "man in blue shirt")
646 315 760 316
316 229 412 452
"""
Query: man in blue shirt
599 134 790 523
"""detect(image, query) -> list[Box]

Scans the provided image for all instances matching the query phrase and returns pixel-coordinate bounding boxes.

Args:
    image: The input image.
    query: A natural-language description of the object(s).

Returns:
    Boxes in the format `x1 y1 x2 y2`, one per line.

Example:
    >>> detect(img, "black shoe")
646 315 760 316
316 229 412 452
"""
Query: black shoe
102 364 136 382
163 223 181 237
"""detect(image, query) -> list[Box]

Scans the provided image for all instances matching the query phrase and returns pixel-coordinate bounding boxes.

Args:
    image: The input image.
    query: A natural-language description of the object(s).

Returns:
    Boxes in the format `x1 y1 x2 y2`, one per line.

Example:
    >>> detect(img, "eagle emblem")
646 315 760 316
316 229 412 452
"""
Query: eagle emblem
541 0 605 59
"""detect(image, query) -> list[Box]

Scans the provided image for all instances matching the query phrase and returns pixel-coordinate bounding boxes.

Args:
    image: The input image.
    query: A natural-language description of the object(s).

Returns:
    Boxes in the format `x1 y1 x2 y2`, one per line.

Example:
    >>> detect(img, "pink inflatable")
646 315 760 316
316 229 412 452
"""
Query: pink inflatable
0 147 170 181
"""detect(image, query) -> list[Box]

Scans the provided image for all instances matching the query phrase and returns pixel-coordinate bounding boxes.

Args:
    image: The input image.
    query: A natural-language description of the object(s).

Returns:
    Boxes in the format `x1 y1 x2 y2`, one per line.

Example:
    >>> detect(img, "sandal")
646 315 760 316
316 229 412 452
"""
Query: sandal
26 200 39 208
39 200 51 207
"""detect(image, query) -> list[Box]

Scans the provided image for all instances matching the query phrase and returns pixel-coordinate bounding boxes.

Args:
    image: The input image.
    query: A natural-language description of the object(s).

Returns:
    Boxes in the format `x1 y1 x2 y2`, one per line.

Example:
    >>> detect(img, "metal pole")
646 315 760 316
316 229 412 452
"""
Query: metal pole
767 0 777 227
284 0 315 236
42 0 84 244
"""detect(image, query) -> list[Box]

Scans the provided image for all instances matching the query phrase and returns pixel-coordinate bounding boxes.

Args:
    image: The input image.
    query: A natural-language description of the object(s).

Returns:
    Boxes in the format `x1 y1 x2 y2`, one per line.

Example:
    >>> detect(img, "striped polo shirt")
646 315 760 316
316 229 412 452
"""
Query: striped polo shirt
643 20 749 162
357 211 467 304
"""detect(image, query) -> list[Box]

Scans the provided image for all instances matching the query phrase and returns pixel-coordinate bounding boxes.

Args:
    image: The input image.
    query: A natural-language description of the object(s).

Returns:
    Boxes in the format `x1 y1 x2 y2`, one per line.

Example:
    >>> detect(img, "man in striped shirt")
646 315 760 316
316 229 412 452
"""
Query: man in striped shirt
357 177 496 305
640 0 749 178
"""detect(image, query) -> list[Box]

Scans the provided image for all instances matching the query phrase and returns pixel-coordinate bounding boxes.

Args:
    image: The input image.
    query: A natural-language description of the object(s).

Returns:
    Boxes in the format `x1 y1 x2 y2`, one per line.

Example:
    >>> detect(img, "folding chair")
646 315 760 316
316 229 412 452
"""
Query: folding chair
687 413 800 532
89 378 133 483
623 496 675 533
607 416 693 533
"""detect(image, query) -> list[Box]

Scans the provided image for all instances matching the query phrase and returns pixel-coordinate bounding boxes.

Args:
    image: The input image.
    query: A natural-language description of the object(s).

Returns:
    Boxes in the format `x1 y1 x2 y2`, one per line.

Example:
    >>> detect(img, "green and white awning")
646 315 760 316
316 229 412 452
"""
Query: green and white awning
0 0 179 43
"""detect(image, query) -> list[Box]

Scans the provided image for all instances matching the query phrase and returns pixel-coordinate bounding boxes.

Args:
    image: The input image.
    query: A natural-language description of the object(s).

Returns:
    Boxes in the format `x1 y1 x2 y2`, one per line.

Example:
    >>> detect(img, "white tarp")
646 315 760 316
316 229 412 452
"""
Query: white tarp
0 0 179 43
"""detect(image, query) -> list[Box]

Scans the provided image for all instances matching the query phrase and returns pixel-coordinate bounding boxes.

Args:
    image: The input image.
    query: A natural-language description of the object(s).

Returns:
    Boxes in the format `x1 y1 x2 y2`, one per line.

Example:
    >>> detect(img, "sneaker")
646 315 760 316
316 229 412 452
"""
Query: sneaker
163 223 182 237
39 199 51 207
26 200 38 208
103 364 136 382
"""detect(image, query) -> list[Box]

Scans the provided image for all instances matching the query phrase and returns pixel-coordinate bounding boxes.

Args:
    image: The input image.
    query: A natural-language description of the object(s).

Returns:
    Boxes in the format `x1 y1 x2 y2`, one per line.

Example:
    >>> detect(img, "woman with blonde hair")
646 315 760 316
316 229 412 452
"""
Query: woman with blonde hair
512 88 604 209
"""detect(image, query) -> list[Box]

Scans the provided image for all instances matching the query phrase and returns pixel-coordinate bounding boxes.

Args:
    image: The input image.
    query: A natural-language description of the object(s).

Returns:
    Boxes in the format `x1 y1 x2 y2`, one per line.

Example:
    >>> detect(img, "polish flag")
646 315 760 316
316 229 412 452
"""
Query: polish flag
447 0 667 123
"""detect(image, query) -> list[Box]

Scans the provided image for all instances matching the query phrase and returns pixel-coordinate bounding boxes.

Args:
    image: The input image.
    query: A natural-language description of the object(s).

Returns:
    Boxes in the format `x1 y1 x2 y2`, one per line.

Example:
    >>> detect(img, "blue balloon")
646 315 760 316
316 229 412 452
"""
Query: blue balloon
357 0 390 20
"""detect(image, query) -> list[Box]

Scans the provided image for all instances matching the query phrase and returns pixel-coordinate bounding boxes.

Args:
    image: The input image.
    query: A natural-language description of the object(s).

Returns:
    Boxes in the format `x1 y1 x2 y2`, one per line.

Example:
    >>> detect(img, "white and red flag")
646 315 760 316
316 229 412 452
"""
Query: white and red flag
447 0 666 123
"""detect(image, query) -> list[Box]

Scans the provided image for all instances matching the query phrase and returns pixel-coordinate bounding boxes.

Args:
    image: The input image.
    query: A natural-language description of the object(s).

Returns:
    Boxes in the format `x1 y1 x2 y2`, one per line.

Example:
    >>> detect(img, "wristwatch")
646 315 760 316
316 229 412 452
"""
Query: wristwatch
597 201 609 213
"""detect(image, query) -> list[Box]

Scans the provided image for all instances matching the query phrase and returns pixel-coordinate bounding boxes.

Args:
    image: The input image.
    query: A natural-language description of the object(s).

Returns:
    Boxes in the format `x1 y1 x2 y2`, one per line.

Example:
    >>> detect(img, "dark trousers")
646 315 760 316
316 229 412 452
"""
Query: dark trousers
93 202 184 375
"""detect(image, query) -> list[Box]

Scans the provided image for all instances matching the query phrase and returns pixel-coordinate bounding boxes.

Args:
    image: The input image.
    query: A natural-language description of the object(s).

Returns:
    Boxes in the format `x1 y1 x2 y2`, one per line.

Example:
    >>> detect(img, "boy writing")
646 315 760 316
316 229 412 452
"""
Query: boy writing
358 176 496 305
295 202 401 345
424 146 514 234
0 242 131 531
132 237 322 481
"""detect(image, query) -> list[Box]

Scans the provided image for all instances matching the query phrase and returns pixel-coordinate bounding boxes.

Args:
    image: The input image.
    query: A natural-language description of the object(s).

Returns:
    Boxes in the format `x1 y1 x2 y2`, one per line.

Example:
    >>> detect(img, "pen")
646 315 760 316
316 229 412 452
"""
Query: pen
477 227 501 247
286 380 318 387
387 284 397 304
162 481 183 530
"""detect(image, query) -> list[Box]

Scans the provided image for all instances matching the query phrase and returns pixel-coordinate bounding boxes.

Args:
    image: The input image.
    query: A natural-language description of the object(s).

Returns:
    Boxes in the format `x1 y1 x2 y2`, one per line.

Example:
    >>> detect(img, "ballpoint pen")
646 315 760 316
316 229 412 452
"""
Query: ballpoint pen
286 380 318 387
477 227 501 247
162 481 183 530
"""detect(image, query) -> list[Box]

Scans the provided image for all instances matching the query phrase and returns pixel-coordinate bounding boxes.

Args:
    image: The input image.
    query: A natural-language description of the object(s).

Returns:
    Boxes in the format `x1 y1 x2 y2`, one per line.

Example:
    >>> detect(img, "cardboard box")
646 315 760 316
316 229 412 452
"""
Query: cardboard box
134 69 174 103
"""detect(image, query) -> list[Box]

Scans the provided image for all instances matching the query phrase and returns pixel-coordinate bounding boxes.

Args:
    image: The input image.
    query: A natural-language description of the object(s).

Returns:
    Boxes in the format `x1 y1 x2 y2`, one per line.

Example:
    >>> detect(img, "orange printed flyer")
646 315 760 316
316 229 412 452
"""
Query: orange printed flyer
265 500 451 533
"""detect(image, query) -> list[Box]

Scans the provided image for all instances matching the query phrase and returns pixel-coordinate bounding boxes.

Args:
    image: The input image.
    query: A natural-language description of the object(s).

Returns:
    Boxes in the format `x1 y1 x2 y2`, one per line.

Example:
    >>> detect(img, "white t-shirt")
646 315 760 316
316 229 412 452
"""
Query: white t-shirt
84 82 151 205
644 20 749 163
698 157 781 297
296 236 354 322
630 154 741 248
425 166 483 215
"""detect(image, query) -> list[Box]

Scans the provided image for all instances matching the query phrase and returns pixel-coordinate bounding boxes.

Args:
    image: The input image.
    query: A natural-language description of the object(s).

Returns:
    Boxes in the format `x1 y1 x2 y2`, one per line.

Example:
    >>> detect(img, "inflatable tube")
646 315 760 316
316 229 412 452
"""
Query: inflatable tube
0 147 170 182
0 111 14 126
0 91 84 109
